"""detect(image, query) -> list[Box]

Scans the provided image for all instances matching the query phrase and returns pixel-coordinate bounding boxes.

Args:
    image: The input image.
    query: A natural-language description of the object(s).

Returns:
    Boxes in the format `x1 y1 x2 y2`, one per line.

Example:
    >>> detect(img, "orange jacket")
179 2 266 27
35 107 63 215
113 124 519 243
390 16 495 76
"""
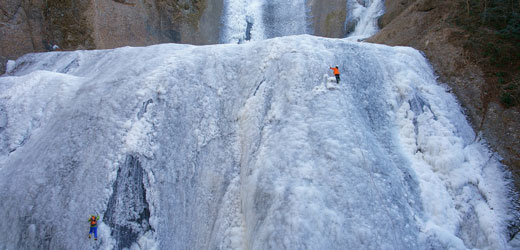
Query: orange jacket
330 67 340 75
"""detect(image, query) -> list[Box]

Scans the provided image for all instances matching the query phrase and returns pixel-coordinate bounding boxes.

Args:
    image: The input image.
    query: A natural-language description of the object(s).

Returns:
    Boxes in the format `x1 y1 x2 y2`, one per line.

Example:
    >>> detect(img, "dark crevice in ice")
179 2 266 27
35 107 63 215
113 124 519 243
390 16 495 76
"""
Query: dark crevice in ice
253 79 265 96
0 104 7 155
409 93 426 136
409 93 437 136
60 59 79 74
104 154 152 250
245 16 253 41
137 99 153 120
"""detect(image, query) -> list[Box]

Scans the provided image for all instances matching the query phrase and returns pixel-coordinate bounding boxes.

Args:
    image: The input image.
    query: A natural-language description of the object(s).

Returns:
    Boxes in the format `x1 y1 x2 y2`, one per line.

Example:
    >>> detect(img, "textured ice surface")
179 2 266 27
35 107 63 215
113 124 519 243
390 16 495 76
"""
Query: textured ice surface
0 35 513 249
221 0 309 43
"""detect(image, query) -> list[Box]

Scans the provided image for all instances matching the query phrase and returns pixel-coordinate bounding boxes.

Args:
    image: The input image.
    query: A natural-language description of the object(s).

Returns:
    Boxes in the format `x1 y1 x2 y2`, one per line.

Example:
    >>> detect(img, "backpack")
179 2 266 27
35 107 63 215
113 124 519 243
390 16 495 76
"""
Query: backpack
90 217 97 226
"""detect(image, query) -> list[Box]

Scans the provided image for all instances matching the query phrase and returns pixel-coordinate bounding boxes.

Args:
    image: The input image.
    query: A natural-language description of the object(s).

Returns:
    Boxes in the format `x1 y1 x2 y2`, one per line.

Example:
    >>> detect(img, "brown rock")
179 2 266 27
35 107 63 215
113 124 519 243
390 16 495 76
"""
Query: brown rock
0 56 6 75
378 0 413 28
0 1 41 59
86 0 161 49
43 0 95 50
414 0 436 12
0 0 223 60
310 0 348 38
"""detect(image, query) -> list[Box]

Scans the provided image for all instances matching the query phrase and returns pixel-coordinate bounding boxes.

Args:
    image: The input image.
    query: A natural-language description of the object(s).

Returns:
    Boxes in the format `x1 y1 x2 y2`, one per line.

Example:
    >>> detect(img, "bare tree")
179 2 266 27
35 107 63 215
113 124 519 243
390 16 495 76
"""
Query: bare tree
483 0 488 23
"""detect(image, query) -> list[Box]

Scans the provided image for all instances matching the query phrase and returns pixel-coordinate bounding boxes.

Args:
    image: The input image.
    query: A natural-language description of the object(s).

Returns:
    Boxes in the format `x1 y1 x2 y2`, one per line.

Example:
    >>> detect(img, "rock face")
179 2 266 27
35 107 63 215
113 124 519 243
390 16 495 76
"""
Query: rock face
368 0 520 195
1 0 46 67
0 57 6 75
0 0 223 73
86 0 223 48
309 0 348 38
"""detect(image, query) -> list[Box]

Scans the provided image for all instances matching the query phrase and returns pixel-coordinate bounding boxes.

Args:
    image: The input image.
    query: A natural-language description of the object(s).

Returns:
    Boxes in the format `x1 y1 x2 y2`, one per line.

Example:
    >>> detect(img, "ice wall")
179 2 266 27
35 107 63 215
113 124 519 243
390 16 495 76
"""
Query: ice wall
0 35 513 249
220 0 310 43
220 0 384 43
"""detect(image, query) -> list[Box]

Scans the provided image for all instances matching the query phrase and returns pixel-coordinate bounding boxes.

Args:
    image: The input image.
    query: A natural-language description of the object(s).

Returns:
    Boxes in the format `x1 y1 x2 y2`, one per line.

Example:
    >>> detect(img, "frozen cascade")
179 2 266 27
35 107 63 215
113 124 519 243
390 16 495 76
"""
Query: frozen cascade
0 35 514 249
220 0 383 44
345 0 385 40
221 0 265 43
221 0 310 43
261 0 310 38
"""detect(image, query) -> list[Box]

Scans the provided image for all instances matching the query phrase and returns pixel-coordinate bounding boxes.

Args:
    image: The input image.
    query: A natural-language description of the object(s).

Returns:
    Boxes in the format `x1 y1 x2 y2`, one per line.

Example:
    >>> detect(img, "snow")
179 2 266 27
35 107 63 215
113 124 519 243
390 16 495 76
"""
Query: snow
0 35 514 249
5 60 16 74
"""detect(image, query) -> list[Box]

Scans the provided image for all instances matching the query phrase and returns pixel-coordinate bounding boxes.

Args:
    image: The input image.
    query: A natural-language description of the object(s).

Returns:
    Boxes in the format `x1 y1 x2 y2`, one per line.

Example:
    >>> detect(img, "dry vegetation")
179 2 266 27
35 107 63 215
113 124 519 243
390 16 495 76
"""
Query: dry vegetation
452 0 520 109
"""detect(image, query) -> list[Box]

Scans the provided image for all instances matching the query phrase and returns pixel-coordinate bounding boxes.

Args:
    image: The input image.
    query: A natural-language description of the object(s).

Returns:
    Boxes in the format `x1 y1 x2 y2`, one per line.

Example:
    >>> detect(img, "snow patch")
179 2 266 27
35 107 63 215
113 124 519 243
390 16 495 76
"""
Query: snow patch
5 60 15 74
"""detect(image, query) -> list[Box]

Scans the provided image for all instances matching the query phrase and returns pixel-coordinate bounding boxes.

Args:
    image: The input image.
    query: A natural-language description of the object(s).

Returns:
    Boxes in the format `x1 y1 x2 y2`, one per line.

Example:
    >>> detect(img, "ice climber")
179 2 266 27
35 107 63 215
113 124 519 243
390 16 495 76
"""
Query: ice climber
88 215 99 240
330 66 340 84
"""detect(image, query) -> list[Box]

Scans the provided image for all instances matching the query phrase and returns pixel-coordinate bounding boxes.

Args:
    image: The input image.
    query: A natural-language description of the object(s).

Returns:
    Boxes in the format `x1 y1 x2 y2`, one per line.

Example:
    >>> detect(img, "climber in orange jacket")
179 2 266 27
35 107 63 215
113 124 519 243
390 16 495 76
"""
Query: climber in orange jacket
330 66 340 84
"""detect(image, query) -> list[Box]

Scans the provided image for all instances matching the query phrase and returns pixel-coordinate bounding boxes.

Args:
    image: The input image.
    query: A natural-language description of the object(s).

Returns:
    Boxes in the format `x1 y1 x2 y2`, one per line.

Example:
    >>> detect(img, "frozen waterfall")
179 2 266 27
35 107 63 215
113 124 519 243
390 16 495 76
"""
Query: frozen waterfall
0 0 516 249
0 35 514 249
345 0 385 40
220 0 310 43
220 0 384 43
